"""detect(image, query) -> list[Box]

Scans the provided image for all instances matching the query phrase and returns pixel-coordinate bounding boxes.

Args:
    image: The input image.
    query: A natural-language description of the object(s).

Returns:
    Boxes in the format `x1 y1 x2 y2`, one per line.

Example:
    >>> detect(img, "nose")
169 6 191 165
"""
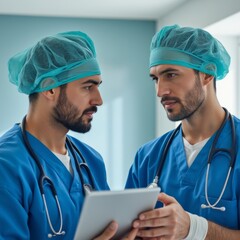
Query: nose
90 88 103 106
156 79 170 98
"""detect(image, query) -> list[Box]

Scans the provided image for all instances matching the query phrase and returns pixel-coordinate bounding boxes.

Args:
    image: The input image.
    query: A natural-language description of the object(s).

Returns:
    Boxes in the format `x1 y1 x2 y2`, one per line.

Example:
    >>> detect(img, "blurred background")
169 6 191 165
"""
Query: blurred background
0 0 240 189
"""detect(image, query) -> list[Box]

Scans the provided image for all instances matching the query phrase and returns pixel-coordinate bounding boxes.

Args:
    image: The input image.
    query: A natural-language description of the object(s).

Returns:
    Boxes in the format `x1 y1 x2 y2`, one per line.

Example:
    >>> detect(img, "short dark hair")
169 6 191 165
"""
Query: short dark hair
29 92 39 103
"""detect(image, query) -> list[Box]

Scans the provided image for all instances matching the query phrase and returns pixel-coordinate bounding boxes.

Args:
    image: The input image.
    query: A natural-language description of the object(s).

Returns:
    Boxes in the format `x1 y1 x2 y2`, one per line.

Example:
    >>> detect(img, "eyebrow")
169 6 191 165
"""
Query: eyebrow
81 79 102 85
150 68 179 78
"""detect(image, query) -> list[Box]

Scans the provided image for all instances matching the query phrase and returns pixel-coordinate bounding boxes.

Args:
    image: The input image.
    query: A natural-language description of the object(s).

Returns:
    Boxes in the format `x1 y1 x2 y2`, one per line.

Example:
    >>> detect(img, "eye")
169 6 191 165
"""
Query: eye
84 85 92 90
151 77 158 83
166 73 177 79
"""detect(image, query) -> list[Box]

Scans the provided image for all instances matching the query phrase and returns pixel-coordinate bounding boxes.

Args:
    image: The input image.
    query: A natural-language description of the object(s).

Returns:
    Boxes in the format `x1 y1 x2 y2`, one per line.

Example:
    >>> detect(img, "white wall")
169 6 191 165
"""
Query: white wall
214 36 238 116
158 0 240 29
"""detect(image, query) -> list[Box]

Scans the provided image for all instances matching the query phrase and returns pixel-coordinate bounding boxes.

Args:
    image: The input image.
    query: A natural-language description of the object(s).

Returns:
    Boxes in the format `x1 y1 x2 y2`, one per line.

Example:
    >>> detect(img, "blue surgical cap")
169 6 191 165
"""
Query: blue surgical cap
149 25 230 80
8 31 101 94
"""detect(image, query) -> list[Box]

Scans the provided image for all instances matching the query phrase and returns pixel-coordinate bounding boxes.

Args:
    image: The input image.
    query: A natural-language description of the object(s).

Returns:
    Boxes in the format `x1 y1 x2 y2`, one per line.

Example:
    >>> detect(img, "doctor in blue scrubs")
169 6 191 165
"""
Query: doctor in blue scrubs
0 32 137 240
126 25 240 239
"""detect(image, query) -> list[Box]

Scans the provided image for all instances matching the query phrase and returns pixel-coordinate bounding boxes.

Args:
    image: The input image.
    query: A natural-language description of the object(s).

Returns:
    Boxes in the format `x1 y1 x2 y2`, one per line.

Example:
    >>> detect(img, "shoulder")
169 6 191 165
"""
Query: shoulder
0 124 33 166
0 125 37 200
0 124 26 156
233 115 240 129
229 115 240 140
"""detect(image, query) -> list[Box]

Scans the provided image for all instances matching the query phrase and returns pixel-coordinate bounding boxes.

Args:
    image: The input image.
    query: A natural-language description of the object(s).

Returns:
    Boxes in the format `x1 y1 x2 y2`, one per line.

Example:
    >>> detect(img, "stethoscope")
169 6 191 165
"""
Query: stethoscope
148 108 236 212
20 116 95 238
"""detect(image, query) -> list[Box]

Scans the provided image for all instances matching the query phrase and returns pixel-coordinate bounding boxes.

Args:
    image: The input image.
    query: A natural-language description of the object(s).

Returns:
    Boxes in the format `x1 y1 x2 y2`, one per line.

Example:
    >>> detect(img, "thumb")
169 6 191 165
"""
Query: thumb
93 221 118 240
157 192 177 206
121 228 138 240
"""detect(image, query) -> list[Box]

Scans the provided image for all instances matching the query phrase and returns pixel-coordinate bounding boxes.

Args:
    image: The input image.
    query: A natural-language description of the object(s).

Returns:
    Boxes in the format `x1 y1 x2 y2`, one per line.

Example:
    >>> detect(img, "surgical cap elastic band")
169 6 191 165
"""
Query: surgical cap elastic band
150 47 218 78
23 58 100 94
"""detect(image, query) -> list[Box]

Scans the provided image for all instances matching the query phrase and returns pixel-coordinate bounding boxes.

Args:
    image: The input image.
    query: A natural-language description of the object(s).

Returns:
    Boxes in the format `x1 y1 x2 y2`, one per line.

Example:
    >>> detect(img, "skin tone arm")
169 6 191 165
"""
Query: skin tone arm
133 193 240 240
206 222 240 240
94 221 138 240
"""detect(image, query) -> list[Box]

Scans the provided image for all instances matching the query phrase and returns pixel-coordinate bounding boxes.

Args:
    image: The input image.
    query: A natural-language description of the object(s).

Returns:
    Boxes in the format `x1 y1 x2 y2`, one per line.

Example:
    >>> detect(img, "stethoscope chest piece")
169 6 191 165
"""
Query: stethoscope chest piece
149 108 236 212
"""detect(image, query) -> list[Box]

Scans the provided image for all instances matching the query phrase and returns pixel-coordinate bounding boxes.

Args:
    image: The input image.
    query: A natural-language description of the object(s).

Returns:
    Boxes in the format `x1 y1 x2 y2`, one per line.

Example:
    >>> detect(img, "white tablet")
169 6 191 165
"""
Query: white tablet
74 187 160 240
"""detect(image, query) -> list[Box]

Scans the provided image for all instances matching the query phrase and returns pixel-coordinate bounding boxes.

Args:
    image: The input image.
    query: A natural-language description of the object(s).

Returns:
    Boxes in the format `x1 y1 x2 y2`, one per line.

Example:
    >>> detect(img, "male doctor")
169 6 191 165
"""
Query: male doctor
126 25 240 239
0 31 137 239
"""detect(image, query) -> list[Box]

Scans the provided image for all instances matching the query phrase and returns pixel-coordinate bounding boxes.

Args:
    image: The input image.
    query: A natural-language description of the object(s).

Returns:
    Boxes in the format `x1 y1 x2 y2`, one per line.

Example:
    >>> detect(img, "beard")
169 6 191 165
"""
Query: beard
163 73 205 121
52 86 97 133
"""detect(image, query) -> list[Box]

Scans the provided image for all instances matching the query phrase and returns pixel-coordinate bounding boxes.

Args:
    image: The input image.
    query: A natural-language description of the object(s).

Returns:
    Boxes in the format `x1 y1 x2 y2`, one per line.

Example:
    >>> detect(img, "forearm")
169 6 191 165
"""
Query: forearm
205 221 240 240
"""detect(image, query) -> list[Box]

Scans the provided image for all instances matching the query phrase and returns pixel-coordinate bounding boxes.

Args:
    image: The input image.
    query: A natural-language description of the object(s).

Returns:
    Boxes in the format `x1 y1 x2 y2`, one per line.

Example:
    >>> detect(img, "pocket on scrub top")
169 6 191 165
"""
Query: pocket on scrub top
199 195 238 229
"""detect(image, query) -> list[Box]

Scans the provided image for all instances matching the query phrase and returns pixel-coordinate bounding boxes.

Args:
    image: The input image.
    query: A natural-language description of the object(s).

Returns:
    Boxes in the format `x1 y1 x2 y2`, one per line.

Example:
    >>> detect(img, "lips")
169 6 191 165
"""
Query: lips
83 107 97 121
162 99 176 107
83 106 97 115
83 111 95 120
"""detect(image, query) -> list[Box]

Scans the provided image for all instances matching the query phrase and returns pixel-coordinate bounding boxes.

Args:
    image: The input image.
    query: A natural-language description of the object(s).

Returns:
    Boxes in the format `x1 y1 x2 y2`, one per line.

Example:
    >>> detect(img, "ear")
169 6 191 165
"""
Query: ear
202 73 214 86
40 88 59 101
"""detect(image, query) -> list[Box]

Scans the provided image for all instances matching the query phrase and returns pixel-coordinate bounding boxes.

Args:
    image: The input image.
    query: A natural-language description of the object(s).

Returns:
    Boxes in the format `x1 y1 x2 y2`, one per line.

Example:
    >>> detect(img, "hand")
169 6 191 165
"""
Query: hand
121 228 139 240
132 193 190 239
93 221 118 240
94 221 138 240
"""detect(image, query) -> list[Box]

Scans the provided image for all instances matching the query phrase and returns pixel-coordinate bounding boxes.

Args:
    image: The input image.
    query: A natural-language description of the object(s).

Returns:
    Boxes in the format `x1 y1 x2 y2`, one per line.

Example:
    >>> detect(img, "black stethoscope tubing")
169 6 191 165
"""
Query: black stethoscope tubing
154 108 236 180
21 116 95 192
154 123 181 183
20 115 95 237
66 137 95 192
149 108 236 211
207 109 236 167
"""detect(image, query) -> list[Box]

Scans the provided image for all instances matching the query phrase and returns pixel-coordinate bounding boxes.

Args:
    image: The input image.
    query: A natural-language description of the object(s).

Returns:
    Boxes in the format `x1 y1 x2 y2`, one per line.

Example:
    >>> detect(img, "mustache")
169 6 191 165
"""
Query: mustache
161 96 180 104
82 106 98 114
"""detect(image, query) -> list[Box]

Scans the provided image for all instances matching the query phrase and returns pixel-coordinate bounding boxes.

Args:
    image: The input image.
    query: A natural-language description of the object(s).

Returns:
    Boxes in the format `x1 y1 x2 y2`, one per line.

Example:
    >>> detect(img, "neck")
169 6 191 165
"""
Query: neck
181 105 225 145
24 113 68 154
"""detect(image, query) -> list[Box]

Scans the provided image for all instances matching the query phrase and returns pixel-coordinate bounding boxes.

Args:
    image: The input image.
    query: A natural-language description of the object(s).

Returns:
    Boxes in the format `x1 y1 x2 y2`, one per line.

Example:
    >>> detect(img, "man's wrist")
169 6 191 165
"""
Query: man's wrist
183 212 208 240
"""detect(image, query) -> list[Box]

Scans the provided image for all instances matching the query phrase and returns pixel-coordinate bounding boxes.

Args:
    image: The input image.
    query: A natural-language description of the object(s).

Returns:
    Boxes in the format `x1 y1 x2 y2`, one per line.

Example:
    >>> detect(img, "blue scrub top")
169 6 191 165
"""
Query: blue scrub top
0 124 109 239
126 116 240 229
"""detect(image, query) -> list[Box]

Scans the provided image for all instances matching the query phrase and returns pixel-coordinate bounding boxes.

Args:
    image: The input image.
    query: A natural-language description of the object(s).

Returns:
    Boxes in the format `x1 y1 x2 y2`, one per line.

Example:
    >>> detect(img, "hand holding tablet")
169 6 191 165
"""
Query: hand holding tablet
74 187 160 240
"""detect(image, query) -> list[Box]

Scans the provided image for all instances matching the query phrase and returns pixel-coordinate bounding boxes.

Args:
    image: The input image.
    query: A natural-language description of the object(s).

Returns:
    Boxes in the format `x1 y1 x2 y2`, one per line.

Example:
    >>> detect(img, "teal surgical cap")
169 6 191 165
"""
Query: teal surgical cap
8 31 101 94
149 25 230 80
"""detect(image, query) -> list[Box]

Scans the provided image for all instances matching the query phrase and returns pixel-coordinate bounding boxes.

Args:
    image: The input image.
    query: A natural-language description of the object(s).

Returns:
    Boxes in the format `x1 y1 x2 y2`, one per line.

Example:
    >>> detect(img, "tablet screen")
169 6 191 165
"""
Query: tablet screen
74 187 160 240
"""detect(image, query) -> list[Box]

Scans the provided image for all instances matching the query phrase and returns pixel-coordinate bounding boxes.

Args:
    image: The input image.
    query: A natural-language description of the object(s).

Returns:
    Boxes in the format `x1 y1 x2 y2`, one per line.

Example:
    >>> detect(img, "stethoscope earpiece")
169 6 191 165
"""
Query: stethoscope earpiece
48 230 65 238
201 204 226 212
48 233 52 238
